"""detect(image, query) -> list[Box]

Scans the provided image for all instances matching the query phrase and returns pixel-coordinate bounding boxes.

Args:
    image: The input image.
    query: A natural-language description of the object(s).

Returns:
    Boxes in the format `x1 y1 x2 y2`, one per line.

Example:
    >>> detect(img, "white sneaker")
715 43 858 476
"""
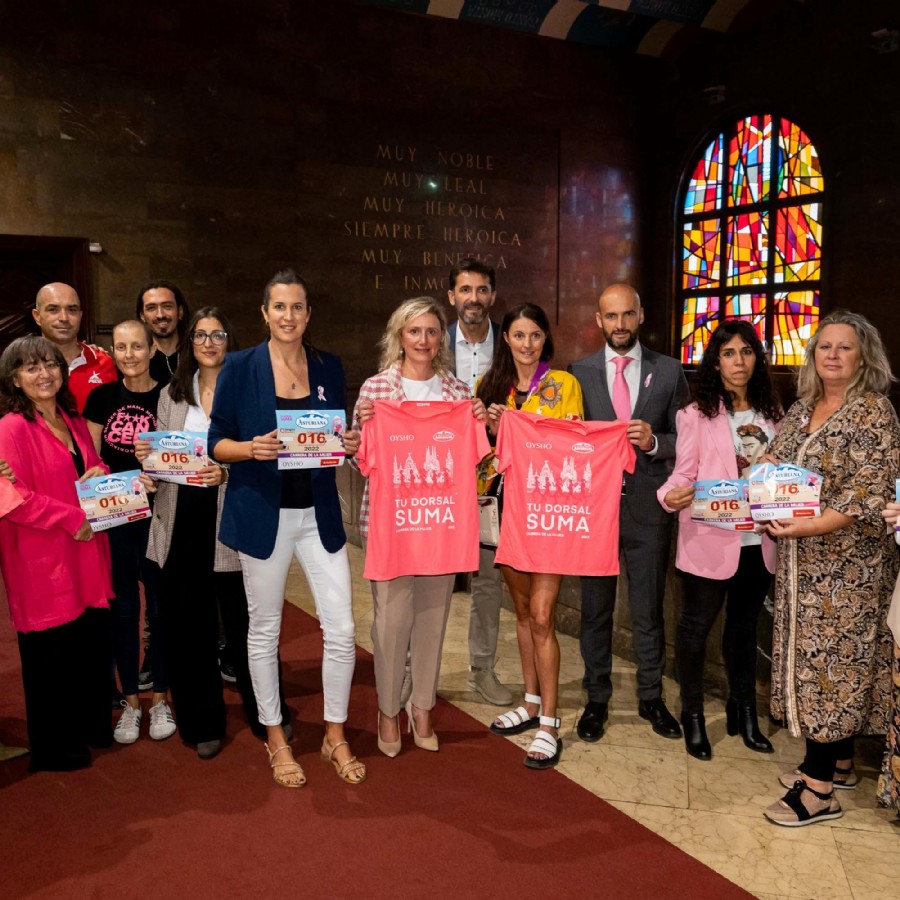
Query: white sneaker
148 700 176 741
114 702 142 744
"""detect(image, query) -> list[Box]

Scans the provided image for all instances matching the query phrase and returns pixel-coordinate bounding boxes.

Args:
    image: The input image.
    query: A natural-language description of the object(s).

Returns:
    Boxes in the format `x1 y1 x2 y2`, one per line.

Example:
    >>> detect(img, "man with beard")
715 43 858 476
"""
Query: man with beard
446 258 513 706
135 280 190 385
32 283 117 412
569 284 688 743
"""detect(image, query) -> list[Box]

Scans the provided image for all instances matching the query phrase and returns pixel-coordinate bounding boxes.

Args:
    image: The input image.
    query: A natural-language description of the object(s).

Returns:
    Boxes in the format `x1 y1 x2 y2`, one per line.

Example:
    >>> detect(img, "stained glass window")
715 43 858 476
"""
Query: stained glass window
679 115 823 365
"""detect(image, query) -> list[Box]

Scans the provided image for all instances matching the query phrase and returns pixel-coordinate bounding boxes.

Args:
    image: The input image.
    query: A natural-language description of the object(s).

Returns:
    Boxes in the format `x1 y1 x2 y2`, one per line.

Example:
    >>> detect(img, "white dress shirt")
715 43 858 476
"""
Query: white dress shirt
454 325 494 394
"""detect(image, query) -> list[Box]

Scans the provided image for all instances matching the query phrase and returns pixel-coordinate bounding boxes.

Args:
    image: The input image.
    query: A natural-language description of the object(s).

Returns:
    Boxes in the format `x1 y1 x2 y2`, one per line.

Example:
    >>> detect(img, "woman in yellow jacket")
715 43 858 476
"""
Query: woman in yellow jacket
476 303 583 769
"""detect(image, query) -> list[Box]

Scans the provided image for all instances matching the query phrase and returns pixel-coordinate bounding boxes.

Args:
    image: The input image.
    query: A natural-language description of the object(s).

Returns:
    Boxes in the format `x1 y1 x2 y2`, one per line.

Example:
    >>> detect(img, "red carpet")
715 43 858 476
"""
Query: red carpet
0 604 752 900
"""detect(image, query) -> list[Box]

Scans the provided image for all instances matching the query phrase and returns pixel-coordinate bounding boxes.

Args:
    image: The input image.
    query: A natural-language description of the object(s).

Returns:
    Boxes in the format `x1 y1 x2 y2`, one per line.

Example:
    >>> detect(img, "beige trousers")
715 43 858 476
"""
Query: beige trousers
371 574 455 716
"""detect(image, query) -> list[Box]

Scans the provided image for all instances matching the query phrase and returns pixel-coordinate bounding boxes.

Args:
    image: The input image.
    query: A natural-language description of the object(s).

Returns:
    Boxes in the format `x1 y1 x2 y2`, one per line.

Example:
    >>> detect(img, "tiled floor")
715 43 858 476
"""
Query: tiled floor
286 544 900 900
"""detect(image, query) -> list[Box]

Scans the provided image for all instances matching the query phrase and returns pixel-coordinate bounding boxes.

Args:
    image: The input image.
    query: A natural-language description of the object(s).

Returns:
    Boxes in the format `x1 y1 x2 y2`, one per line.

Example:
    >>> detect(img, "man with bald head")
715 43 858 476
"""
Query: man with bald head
32 283 117 411
569 284 688 743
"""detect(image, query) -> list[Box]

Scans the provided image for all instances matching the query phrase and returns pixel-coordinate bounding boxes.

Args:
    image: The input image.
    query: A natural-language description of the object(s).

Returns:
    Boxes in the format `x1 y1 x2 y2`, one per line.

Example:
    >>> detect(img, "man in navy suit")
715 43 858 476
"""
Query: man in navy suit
446 258 511 707
569 284 688 742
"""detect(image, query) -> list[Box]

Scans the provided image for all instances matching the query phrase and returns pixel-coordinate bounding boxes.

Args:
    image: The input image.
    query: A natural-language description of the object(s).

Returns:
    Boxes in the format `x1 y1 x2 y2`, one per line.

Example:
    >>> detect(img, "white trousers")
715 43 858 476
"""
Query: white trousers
239 507 356 726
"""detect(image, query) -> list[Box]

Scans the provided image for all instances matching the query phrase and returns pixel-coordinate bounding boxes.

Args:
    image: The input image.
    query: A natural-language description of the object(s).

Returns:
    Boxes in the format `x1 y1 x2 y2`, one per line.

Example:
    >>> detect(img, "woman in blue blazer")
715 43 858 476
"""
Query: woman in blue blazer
209 269 366 788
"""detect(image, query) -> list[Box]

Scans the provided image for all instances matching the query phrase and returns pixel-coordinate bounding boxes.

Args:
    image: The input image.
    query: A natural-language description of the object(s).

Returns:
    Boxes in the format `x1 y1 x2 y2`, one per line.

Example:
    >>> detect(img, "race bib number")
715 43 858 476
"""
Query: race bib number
139 431 209 486
76 470 151 532
748 463 822 521
277 409 346 470
690 479 754 531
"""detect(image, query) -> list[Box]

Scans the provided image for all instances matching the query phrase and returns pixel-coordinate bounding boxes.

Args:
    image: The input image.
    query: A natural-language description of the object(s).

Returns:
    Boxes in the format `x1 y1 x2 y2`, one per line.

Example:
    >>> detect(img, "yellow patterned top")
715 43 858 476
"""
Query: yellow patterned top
476 368 584 496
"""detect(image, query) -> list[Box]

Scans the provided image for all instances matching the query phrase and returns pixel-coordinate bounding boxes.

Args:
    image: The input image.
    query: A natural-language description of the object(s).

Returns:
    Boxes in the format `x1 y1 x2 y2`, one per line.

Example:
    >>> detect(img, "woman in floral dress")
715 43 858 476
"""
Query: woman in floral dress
762 310 900 827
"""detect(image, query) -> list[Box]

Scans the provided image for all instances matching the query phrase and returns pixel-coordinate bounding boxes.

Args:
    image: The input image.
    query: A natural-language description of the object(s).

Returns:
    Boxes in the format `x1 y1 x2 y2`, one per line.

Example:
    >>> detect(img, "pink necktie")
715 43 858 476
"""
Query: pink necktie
612 356 633 421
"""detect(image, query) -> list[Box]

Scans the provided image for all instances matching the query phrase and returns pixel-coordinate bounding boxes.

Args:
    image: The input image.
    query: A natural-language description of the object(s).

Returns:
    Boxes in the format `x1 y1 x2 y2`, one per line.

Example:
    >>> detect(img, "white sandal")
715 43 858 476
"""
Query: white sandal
489 693 542 735
524 715 562 770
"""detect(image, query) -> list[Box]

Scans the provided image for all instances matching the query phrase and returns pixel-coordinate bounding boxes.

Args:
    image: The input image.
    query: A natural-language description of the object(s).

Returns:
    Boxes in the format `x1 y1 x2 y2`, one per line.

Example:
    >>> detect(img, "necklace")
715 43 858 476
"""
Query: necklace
164 351 176 375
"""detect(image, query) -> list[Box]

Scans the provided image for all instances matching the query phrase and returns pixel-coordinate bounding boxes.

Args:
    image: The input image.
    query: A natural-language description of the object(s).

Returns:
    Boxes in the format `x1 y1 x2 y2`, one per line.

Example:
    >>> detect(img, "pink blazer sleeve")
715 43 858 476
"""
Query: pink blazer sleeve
658 406 701 512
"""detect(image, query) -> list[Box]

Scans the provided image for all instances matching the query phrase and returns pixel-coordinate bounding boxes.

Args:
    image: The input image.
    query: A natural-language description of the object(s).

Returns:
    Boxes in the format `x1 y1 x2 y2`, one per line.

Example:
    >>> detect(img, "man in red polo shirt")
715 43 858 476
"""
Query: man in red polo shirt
32 283 117 412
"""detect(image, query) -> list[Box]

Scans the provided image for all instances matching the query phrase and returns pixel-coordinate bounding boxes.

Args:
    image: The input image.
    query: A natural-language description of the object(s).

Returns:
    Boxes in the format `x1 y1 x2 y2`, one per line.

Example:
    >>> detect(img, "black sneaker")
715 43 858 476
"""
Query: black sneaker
219 660 237 683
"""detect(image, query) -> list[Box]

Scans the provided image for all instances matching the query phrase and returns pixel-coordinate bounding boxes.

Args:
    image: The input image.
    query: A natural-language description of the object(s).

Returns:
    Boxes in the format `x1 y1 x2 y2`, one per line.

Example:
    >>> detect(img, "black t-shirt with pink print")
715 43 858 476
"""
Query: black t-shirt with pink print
83 381 163 474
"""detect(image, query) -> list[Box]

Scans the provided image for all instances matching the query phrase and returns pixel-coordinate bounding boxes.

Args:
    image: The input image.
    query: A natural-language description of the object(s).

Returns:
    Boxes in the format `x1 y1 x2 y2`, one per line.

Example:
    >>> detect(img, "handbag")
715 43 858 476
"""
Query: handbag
478 495 500 547
478 471 503 547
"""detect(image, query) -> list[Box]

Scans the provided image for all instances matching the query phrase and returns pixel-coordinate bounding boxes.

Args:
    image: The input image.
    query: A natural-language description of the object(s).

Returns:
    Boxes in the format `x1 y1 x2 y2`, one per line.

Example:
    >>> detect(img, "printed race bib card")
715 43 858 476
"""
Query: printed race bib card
75 470 151 532
895 479 900 546
748 463 822 521
277 409 346 470
139 431 209 486
690 479 755 531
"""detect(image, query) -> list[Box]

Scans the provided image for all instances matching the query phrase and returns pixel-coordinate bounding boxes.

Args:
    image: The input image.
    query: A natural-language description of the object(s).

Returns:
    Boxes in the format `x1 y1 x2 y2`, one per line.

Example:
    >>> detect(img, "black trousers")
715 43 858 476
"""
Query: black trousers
676 545 771 714
108 518 167 695
160 486 289 744
802 736 856 783
580 499 672 703
17 607 112 772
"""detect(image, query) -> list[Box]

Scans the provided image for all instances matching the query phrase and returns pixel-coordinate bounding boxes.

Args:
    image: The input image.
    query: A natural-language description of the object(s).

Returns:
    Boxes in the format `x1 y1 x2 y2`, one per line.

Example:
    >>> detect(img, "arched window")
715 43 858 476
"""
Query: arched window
678 115 824 365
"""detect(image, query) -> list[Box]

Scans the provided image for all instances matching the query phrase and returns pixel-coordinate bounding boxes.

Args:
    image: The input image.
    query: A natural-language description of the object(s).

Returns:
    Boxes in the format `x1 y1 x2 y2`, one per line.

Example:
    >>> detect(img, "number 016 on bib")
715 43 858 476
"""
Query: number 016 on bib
277 409 347 470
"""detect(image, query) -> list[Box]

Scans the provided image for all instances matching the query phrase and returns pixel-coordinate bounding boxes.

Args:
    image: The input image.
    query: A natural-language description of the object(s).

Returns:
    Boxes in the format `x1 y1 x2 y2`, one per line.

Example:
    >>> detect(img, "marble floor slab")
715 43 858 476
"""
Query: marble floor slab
284 545 900 899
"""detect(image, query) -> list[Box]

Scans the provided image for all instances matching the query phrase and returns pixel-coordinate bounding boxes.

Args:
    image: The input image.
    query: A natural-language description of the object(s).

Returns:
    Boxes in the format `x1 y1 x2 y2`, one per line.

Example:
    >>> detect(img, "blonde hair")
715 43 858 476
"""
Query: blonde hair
378 297 452 375
796 309 896 406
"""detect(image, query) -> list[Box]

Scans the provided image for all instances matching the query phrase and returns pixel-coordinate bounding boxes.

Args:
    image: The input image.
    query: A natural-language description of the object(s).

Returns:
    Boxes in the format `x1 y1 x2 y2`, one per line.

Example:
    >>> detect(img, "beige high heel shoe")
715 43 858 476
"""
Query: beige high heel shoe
377 711 401 758
405 700 438 752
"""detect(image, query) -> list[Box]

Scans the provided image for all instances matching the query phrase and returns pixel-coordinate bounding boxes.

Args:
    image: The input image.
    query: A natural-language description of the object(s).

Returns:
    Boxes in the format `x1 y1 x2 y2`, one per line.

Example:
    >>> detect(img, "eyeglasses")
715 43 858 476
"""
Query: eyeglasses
20 360 62 375
191 330 228 346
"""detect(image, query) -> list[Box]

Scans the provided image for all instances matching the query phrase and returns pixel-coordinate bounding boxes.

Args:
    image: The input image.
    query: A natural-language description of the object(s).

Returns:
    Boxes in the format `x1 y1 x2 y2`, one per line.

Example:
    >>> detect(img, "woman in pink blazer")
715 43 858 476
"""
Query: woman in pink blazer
0 336 114 771
658 320 781 760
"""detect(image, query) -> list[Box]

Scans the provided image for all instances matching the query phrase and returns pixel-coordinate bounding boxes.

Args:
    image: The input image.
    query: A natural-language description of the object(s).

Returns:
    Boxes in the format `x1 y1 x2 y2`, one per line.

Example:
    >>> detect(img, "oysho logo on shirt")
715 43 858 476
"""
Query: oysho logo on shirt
525 441 552 450
571 442 594 454
389 434 415 442
432 430 454 442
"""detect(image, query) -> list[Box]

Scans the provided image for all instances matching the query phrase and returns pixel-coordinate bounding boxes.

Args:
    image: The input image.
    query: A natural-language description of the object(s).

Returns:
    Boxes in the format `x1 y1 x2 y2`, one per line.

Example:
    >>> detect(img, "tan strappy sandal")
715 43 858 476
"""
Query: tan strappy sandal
265 742 306 788
321 738 367 784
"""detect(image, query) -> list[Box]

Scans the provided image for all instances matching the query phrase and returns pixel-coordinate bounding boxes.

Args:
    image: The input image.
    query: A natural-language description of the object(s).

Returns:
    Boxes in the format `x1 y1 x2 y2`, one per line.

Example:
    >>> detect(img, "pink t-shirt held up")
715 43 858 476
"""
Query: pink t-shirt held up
356 400 490 581
494 411 635 576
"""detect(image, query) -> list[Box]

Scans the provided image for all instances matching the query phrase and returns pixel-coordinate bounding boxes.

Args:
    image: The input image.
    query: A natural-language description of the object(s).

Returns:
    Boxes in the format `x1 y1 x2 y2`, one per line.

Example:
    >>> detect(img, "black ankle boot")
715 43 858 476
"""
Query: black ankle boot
680 712 711 760
726 698 774 753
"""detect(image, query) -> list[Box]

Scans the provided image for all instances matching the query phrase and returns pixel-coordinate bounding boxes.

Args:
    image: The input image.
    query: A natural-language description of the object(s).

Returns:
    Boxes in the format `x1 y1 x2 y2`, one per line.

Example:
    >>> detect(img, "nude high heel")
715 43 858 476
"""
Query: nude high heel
377 711 401 758
405 700 438 752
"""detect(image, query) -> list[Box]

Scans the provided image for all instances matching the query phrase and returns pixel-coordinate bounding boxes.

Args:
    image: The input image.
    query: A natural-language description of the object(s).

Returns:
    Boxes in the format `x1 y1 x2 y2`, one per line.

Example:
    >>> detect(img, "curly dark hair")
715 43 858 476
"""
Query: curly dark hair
0 335 78 421
476 303 554 408
691 319 782 422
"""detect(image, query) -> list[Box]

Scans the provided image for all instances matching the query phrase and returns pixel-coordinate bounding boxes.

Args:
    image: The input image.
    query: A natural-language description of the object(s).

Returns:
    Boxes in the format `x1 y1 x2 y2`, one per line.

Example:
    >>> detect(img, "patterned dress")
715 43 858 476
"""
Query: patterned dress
769 392 900 742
